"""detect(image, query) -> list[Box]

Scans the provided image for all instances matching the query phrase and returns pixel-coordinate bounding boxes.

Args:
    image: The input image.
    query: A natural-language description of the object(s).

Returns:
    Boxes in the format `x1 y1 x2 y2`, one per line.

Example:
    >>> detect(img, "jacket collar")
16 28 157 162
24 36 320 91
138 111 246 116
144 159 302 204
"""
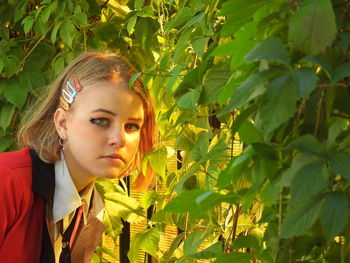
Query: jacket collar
29 148 55 201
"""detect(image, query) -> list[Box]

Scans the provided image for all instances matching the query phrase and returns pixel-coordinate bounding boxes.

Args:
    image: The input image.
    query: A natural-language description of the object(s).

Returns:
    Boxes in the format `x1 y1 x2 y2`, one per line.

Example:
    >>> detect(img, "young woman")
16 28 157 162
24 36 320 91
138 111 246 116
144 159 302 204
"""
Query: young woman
0 52 156 263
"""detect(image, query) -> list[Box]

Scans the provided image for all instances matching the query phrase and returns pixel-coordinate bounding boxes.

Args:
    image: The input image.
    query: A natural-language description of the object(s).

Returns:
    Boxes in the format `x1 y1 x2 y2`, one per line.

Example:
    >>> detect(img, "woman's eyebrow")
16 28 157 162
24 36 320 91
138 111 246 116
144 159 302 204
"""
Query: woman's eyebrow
128 117 144 122
90 109 116 116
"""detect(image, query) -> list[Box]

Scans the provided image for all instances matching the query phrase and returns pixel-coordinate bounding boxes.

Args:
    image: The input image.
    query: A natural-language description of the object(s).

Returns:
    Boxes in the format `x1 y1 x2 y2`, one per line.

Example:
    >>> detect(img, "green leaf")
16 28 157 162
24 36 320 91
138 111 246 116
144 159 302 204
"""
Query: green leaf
190 241 223 259
3 78 29 109
147 146 167 179
128 232 143 262
245 37 290 64
332 62 350 84
140 228 160 258
34 17 49 36
60 21 77 47
279 154 320 187
220 70 271 116
287 134 325 155
22 15 35 35
134 0 144 9
177 87 202 112
0 103 15 130
164 7 195 31
238 120 262 144
288 0 337 55
72 11 88 26
301 56 333 79
330 152 350 181
183 230 209 257
127 15 137 34
320 192 349 242
281 196 324 238
214 252 253 263
260 74 297 136
0 135 14 152
129 72 141 88
4 56 18 77
290 160 328 205
165 189 207 213
293 68 318 99
173 26 192 63
191 132 209 162
200 62 232 105
231 235 261 253
142 190 160 209
51 22 62 44
327 119 346 149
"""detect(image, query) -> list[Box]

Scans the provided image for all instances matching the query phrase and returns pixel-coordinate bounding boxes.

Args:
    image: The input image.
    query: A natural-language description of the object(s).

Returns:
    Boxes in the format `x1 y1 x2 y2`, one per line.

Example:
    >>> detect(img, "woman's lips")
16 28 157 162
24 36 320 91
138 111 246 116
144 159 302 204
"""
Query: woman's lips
101 154 125 164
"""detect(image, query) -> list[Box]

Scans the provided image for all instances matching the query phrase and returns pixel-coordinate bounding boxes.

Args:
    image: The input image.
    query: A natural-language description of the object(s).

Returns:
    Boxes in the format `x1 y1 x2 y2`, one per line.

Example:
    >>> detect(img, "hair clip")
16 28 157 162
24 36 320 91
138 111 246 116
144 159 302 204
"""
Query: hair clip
73 74 83 92
60 75 84 111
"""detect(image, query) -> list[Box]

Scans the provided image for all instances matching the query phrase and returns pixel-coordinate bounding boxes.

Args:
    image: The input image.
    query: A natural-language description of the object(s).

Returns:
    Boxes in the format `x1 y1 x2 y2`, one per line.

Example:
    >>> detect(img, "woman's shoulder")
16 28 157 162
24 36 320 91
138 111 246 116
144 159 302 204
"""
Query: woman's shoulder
0 147 32 170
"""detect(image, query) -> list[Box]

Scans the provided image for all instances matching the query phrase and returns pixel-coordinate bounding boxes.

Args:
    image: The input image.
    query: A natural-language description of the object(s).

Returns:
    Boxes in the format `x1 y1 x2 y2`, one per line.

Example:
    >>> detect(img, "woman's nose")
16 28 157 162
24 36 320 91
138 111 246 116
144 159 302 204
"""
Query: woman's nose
109 128 126 147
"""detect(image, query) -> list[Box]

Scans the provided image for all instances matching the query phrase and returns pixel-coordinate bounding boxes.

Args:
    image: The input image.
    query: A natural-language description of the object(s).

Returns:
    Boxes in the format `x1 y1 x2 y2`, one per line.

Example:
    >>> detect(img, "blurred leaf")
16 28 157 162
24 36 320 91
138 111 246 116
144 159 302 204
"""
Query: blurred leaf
231 235 261 253
332 61 350 84
200 62 231 105
164 7 194 31
245 37 290 64
320 192 349 243
72 11 88 26
281 196 324 238
142 190 160 209
60 21 77 47
289 0 337 55
214 252 253 263
260 74 297 136
127 15 137 34
190 241 223 259
293 68 318 99
330 152 350 180
0 103 15 131
279 154 320 187
287 134 325 155
3 78 29 109
177 87 202 112
290 160 328 205
22 15 35 35
0 135 14 152
238 120 262 144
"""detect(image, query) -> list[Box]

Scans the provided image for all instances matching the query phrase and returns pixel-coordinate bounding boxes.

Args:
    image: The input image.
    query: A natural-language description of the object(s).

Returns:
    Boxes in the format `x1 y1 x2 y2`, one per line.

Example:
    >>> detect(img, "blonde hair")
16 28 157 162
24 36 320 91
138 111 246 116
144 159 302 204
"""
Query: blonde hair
18 52 156 190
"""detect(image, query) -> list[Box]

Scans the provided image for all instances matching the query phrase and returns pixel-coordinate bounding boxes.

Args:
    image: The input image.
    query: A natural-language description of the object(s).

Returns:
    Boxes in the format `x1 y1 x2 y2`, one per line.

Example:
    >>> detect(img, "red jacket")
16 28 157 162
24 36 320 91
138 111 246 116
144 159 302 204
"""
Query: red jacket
0 148 55 263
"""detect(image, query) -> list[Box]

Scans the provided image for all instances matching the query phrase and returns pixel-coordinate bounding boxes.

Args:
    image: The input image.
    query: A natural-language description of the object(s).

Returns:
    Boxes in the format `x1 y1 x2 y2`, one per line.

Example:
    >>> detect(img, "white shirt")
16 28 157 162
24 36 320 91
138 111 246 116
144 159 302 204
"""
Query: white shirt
53 152 94 262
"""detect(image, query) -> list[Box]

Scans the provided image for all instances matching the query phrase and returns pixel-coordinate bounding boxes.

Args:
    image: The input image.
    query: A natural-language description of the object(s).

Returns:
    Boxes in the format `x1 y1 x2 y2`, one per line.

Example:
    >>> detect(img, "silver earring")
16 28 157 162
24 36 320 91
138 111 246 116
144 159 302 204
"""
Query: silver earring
59 135 67 149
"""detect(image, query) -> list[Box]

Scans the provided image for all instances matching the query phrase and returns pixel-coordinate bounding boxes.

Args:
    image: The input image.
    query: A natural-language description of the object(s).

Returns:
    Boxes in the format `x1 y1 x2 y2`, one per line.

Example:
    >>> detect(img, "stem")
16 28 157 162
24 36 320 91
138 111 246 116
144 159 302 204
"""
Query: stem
317 83 350 88
231 203 241 245
278 187 283 236
184 212 189 239
332 113 350 120
314 89 325 137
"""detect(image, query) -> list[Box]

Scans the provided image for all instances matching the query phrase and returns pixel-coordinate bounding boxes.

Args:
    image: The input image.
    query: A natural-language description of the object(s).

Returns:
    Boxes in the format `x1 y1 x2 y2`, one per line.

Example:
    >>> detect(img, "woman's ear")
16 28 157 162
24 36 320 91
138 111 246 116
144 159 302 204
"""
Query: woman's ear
54 108 68 138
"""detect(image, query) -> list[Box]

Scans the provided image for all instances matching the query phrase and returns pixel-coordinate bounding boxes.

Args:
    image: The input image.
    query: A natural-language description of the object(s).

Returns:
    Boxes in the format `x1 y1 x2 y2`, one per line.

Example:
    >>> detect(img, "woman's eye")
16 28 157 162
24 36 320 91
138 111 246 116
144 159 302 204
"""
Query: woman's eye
90 118 109 126
125 123 140 131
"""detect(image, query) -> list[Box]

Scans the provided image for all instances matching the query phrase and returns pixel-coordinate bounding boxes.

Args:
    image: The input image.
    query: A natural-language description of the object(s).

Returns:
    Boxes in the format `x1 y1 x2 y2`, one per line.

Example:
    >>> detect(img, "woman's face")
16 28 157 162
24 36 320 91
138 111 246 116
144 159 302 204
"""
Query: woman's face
55 78 144 188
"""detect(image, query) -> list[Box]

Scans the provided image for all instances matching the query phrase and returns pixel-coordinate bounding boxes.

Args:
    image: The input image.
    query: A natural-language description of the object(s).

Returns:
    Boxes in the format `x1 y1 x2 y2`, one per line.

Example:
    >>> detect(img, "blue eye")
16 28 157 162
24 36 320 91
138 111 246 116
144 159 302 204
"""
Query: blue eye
90 118 109 126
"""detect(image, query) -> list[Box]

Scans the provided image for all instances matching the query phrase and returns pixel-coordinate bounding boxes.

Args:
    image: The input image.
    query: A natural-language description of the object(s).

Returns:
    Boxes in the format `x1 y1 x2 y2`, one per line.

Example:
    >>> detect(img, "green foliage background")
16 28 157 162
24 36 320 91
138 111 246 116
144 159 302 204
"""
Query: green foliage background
2 0 350 262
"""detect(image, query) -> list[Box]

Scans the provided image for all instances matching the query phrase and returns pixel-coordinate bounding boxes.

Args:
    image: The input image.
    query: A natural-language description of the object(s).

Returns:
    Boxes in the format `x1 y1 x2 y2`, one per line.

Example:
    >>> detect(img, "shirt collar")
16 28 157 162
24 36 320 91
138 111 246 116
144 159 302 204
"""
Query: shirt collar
53 152 93 225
